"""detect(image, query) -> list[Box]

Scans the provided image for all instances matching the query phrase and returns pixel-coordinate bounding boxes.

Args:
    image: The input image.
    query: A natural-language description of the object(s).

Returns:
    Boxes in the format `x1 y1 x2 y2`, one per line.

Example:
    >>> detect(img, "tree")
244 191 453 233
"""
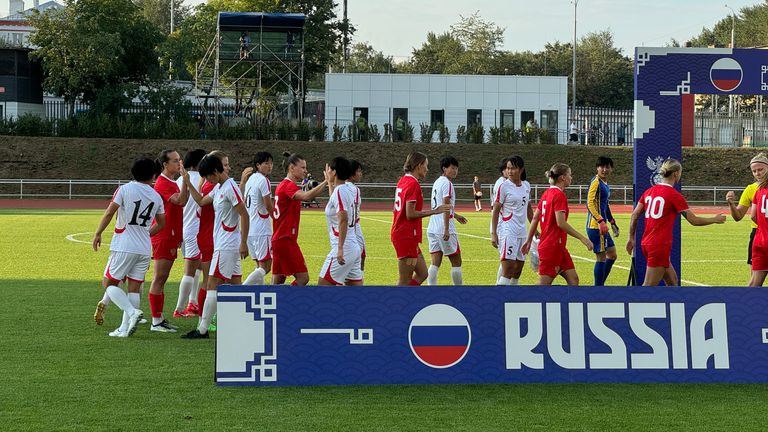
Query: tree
344 42 394 73
573 31 633 108
449 11 504 74
688 2 768 48
133 0 191 35
403 32 464 74
29 0 162 116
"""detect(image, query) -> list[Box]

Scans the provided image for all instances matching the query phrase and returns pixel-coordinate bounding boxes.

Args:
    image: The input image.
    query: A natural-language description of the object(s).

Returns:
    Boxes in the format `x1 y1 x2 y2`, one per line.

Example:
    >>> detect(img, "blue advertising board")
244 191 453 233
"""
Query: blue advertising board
215 285 768 386
633 48 768 283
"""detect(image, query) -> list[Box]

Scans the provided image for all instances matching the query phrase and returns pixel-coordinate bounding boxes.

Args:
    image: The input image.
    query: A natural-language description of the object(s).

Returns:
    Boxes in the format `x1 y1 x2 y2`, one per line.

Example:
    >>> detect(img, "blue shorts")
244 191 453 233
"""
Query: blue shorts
587 228 615 254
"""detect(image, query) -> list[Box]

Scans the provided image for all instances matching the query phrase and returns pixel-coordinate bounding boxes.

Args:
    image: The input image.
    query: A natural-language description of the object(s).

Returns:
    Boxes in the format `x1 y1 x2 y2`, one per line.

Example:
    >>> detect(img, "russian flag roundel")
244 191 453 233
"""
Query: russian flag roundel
710 58 743 92
408 304 471 369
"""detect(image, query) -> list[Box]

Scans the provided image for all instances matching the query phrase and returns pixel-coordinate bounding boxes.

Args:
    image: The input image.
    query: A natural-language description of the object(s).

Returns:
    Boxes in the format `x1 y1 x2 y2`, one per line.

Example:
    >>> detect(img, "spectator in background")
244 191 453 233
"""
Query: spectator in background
617 123 627 145
395 116 405 142
239 31 250 60
569 121 578 144
602 121 610 145
472 175 482 212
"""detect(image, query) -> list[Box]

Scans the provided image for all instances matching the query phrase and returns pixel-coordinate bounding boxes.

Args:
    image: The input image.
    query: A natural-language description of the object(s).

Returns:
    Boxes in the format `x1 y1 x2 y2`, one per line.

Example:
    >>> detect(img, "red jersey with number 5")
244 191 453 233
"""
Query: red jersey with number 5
273 178 302 241
753 187 768 248
391 174 423 240
152 174 183 242
538 186 569 251
639 183 689 246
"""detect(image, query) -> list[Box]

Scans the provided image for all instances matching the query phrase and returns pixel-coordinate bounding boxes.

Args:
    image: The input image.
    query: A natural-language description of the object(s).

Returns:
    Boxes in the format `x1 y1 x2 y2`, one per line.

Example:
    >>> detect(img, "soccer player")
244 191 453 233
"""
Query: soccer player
522 163 593 285
149 149 188 333
318 157 363 285
749 174 768 286
92 158 165 337
586 156 620 286
491 156 532 285
348 159 367 281
426 156 468 285
182 153 249 339
392 152 451 286
626 159 725 286
491 158 510 281
726 153 768 267
242 151 275 285
174 149 207 318
271 153 330 285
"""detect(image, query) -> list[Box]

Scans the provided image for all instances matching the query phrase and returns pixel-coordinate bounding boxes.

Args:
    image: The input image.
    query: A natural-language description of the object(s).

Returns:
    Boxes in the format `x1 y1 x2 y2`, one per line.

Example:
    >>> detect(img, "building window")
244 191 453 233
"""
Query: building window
500 110 515 129
467 109 481 127
393 108 408 141
521 111 535 129
430 110 444 129
353 107 369 142
540 110 558 133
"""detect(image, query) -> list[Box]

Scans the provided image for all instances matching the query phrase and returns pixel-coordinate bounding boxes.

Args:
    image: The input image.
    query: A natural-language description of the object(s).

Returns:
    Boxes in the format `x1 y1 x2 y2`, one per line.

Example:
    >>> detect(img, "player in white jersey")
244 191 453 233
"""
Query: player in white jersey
92 158 165 337
426 156 468 285
241 152 274 285
490 157 510 282
182 152 249 339
319 157 363 285
173 149 208 318
348 159 366 280
491 156 533 285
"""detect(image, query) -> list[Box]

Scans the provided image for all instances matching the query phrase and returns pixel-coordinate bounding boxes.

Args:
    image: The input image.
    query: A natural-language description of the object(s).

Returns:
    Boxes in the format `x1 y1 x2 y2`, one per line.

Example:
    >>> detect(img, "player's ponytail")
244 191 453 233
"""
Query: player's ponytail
659 159 682 178
546 163 570 185
403 151 428 173
282 151 304 173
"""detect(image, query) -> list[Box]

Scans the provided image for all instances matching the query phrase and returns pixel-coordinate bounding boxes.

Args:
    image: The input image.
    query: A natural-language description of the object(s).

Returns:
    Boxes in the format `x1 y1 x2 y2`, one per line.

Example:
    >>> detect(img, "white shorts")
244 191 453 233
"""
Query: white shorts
427 232 460 256
247 234 272 262
499 236 527 261
181 236 201 261
319 244 363 285
104 251 150 284
210 250 242 281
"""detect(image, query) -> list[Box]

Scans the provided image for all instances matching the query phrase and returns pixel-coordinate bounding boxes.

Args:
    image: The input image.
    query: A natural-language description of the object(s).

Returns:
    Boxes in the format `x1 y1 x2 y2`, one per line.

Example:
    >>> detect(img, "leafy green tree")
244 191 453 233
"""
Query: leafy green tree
29 0 162 116
403 32 464 74
574 31 633 108
449 11 504 74
344 42 395 73
688 2 768 48
133 0 191 35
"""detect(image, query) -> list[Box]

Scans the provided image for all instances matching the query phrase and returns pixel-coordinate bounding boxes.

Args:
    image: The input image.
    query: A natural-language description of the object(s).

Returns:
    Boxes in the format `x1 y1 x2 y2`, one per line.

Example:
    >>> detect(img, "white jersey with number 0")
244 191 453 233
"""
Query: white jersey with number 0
427 176 456 235
212 178 244 251
177 170 201 239
325 182 359 249
110 181 165 255
495 179 531 238
244 172 272 236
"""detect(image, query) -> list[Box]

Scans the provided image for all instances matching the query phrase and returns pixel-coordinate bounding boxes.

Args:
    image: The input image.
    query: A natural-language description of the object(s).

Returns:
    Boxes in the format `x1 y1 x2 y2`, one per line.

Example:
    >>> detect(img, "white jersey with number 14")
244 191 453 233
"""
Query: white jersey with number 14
110 181 165 255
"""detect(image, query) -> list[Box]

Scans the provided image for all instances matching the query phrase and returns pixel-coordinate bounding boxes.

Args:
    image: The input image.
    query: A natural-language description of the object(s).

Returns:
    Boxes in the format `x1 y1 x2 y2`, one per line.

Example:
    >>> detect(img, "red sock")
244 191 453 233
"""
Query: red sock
408 279 421 286
149 293 164 318
197 289 207 317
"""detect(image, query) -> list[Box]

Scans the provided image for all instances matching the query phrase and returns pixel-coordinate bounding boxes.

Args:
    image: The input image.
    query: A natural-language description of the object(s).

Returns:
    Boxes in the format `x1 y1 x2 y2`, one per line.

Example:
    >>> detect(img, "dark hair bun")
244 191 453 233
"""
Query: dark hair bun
282 151 291 158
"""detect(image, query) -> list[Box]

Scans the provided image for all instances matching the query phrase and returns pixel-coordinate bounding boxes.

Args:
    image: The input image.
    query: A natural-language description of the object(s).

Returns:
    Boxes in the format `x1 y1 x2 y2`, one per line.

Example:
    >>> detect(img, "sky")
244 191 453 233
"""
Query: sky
3 0 761 60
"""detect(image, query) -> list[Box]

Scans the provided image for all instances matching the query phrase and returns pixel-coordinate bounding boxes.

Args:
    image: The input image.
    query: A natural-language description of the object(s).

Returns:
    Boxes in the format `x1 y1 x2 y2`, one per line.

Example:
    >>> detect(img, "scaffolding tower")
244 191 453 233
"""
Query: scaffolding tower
195 12 305 125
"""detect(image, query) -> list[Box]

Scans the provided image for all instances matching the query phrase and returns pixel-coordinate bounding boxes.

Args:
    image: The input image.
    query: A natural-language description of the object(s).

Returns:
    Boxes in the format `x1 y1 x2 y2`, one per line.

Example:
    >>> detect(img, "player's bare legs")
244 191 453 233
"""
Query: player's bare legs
398 255 427 285
642 266 668 286
749 271 768 287
149 258 176 331
662 267 679 287
561 269 580 285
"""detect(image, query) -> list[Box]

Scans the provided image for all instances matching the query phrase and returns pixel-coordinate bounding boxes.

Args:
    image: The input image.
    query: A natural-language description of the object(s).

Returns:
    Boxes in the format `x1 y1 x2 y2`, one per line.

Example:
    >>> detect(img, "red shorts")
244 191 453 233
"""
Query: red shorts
272 237 308 276
642 242 672 268
198 241 214 262
152 237 180 261
538 245 575 278
751 244 768 271
392 235 421 259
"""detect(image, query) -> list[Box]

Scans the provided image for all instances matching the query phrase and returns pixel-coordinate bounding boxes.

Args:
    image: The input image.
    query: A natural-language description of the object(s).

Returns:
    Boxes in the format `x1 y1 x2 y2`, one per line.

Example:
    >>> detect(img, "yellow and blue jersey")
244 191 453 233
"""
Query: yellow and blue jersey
586 175 613 229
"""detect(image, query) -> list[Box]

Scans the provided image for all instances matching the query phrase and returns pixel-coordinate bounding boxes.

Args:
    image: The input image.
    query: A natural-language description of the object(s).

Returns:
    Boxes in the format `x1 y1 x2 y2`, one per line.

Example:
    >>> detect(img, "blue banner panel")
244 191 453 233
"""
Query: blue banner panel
215 285 768 386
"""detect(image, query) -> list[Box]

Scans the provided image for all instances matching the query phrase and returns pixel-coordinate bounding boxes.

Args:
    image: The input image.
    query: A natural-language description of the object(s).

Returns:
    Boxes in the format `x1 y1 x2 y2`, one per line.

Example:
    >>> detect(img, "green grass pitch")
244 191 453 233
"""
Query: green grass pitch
2 207 766 431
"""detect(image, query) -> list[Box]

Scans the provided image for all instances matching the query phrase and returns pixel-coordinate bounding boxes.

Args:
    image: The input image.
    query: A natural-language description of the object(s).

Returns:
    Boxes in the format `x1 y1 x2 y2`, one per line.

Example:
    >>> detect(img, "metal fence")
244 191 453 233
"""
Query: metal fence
0 179 746 206
694 111 768 147
567 107 634 147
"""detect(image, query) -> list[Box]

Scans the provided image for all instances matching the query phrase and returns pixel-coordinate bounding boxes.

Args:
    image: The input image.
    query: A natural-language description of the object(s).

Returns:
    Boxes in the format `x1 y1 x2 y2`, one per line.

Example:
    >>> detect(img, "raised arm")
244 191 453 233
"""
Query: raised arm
682 209 726 226
184 174 213 207
726 190 750 221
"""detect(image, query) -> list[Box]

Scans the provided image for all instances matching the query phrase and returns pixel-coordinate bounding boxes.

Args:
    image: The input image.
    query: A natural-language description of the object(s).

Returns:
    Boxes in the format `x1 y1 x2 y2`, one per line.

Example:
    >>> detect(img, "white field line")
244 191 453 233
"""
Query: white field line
66 232 103 245
360 216 707 286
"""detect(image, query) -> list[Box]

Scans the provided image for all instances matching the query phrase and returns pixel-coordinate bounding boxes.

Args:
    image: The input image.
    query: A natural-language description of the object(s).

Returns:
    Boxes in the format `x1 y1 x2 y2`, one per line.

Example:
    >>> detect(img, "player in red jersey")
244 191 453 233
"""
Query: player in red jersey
522 163 593 285
271 152 330 285
627 159 725 286
749 173 768 286
149 149 188 332
391 151 451 286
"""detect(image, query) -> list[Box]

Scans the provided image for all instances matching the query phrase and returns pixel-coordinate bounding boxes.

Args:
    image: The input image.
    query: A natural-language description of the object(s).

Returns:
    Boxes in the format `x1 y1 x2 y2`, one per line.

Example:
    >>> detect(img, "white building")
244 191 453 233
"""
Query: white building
324 73 568 143
0 1 64 48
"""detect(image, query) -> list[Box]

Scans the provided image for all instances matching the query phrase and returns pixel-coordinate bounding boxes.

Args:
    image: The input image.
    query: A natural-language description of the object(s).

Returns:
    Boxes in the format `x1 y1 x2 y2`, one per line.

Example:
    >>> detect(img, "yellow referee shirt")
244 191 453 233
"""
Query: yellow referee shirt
739 182 759 229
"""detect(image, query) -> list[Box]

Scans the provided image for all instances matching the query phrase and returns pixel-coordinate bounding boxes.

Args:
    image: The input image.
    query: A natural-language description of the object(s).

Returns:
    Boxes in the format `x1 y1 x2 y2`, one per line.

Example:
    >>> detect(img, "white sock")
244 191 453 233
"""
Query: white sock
100 291 111 306
190 270 202 304
198 291 217 334
427 265 439 285
106 285 135 313
451 267 463 285
496 265 503 282
244 267 266 285
128 292 140 309
509 277 519 285
118 311 130 332
177 276 194 312
497 276 511 285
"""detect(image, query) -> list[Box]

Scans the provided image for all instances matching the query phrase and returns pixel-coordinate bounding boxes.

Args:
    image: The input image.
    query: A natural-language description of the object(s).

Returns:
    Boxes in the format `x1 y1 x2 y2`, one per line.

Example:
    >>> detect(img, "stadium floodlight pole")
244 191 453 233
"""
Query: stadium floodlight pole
725 4 736 116
571 0 578 121
169 0 174 81
342 0 348 73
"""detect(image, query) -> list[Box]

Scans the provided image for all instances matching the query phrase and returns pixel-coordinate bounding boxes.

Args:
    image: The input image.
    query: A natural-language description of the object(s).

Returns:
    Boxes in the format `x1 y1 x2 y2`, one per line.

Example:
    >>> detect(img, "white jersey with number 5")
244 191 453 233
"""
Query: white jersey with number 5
244 172 272 236
495 179 531 238
110 181 165 255
427 176 456 235
325 182 360 249
212 178 244 251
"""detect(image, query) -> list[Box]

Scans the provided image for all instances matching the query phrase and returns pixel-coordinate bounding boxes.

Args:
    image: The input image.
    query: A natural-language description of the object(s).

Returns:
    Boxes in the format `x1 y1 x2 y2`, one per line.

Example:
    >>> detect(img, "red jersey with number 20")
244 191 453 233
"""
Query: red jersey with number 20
538 186 569 251
639 183 689 247
391 174 423 240
273 178 302 241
